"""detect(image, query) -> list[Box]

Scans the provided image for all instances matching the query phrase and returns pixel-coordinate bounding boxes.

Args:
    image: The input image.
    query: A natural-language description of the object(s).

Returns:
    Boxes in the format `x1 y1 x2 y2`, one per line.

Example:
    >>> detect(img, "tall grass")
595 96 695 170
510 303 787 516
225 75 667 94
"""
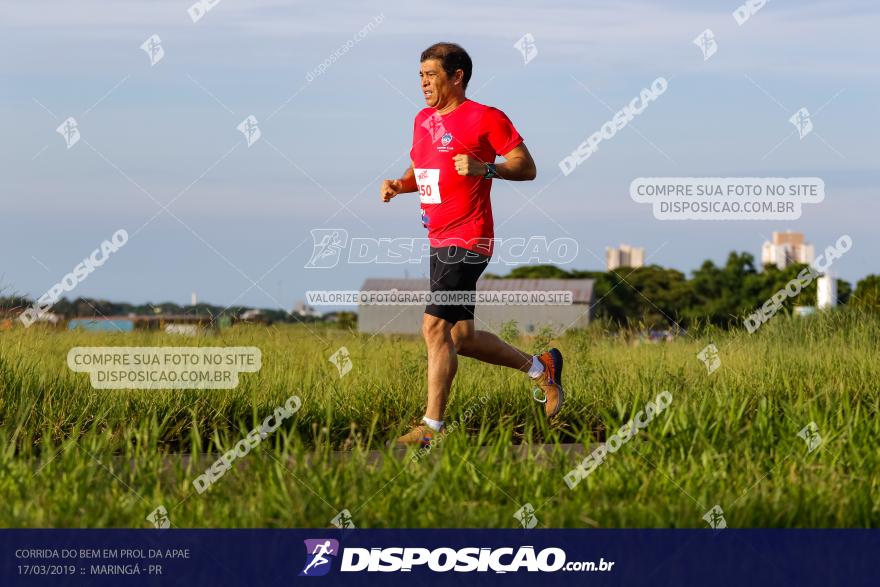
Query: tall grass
0 310 877 527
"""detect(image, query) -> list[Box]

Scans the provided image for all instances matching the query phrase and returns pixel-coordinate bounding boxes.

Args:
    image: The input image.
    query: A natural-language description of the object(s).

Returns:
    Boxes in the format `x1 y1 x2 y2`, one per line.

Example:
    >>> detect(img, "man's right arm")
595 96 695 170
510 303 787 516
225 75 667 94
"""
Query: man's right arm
381 162 418 202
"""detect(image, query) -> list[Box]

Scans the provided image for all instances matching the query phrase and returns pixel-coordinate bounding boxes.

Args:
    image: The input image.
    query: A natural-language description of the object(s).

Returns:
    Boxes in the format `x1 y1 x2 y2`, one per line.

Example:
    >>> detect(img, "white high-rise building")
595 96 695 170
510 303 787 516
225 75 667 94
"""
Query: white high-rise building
606 244 645 271
817 274 837 309
761 231 814 270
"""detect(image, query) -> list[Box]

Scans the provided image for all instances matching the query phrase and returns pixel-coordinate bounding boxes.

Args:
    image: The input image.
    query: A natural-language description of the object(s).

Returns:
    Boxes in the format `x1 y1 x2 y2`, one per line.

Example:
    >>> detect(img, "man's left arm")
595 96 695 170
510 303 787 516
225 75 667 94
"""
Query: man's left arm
495 143 537 181
452 143 537 181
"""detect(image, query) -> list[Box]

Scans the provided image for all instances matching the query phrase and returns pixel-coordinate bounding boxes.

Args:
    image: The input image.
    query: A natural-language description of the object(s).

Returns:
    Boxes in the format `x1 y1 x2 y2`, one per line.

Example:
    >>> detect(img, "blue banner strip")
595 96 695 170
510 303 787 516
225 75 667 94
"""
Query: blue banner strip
2 529 877 586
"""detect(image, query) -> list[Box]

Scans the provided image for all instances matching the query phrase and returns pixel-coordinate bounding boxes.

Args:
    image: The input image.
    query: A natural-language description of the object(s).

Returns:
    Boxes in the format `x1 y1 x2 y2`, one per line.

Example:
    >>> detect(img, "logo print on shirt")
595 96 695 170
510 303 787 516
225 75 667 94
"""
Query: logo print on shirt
437 131 454 153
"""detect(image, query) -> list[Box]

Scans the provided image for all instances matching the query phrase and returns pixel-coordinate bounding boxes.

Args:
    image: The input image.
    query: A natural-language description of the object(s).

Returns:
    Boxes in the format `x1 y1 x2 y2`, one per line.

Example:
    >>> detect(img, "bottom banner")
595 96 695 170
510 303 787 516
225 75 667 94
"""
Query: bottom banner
1 529 876 586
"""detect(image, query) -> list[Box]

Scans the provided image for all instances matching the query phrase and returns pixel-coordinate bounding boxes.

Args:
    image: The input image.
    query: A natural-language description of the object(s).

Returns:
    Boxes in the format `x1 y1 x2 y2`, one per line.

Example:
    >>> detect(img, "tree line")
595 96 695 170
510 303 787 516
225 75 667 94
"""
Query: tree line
486 251 880 328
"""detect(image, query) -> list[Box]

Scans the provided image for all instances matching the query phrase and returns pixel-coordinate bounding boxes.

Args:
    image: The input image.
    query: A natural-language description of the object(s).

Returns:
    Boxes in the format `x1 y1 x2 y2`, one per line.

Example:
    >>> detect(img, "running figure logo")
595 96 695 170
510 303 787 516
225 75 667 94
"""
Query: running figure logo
328 347 353 378
56 117 80 149
513 33 538 65
140 34 164 66
421 113 446 143
703 505 727 529
798 421 822 453
513 503 538 529
330 509 356 529
299 539 339 577
237 114 262 147
789 107 813 139
145 505 170 529
306 229 349 269
697 344 721 375
693 29 717 61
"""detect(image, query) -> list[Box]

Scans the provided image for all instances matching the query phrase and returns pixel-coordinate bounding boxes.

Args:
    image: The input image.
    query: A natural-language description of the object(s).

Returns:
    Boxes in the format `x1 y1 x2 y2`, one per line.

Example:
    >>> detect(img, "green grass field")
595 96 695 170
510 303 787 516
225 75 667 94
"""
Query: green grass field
1 310 878 528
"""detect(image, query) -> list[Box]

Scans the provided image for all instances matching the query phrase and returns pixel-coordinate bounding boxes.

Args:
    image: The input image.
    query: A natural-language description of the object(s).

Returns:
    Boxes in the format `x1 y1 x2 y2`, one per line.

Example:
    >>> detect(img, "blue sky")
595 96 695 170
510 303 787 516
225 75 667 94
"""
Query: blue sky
2 0 878 310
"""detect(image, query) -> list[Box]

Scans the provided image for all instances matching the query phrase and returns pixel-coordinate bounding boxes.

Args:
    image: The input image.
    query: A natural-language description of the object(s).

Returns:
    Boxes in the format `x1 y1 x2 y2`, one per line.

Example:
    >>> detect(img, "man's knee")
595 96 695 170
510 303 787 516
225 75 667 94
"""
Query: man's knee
450 322 476 354
422 315 452 347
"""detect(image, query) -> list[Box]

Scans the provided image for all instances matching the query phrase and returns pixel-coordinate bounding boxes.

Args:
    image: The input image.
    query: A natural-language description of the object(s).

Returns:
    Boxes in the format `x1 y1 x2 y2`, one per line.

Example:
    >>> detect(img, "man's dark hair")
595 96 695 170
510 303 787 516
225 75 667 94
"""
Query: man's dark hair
420 42 473 89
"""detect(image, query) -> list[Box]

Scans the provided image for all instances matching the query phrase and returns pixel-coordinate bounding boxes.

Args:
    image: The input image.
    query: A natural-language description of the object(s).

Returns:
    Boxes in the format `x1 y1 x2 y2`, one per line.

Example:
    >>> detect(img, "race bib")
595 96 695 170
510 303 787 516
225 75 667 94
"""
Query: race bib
414 168 441 204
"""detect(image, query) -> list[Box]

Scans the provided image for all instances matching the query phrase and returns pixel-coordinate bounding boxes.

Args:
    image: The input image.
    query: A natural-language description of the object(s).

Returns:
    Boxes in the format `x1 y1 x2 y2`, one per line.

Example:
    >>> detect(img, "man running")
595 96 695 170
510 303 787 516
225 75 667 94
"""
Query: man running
380 42 564 447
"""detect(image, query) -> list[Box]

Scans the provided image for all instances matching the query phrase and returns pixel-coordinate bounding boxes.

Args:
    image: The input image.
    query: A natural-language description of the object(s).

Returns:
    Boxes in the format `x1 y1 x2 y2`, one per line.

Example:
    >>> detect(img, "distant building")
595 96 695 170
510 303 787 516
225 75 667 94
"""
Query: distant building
165 323 202 336
292 301 320 319
817 274 837 309
24 311 62 326
68 314 217 332
606 244 645 271
3 309 62 329
761 231 814 270
68 317 135 332
239 309 271 324
357 278 594 335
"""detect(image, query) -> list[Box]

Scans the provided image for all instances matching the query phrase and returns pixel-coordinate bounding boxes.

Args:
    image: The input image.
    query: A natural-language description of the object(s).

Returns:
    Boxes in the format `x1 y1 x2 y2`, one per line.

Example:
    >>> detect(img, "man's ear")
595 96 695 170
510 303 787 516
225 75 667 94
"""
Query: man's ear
454 69 464 85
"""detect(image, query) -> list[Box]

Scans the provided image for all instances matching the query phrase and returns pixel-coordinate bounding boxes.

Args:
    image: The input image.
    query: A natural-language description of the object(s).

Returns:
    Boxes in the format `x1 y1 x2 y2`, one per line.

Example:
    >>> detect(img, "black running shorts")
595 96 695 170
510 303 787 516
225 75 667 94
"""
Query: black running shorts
424 246 490 324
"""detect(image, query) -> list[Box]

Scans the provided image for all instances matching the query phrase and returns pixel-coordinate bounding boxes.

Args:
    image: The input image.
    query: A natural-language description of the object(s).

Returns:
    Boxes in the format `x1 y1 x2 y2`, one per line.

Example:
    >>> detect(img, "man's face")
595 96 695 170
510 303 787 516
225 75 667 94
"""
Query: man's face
419 59 457 109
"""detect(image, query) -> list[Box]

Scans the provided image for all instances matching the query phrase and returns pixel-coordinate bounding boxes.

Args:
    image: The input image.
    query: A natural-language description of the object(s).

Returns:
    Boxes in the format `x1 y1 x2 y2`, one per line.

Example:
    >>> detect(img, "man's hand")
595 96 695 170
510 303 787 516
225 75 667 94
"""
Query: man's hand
451 144 537 181
452 154 486 177
381 179 404 202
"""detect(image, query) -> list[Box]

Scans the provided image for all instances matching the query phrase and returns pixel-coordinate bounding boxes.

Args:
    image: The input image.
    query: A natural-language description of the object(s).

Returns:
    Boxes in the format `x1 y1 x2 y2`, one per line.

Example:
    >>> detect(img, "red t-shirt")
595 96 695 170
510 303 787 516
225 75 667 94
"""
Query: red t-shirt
409 99 523 257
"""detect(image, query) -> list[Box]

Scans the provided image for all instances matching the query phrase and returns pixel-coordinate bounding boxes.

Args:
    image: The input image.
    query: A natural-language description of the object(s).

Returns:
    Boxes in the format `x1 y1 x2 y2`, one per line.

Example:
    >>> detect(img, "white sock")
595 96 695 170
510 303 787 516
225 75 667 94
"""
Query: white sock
528 356 545 379
422 415 444 431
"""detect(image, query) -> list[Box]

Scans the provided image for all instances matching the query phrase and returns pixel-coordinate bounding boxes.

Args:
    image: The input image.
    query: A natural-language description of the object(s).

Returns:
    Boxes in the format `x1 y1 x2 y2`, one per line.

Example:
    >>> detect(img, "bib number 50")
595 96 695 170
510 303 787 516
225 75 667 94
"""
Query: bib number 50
414 168 441 204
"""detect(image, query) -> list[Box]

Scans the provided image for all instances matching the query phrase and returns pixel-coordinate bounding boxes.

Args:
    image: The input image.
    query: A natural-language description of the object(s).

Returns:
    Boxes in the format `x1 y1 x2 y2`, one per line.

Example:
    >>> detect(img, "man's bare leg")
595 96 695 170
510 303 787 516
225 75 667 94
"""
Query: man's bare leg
451 319 564 418
450 319 532 372
394 314 561 446
422 313 458 421
423 317 532 424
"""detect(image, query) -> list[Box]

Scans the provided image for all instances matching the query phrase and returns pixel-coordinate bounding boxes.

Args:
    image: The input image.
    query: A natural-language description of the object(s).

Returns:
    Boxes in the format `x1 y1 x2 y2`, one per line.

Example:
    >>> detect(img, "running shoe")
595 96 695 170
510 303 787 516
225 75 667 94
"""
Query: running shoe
392 423 444 448
533 348 565 418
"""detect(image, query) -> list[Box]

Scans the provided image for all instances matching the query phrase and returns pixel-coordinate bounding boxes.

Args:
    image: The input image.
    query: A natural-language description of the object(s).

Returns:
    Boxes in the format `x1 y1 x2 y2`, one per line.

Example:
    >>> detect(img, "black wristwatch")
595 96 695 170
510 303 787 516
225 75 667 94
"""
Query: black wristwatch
483 163 498 180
